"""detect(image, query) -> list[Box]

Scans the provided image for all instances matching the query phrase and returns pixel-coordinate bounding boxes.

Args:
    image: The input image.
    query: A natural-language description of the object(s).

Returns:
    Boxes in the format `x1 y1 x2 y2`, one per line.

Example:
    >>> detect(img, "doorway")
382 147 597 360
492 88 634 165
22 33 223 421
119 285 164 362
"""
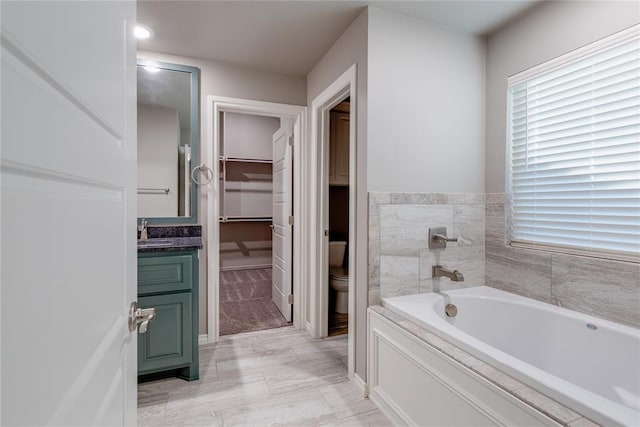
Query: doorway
217 112 291 335
309 64 357 380
327 98 351 337
206 97 306 342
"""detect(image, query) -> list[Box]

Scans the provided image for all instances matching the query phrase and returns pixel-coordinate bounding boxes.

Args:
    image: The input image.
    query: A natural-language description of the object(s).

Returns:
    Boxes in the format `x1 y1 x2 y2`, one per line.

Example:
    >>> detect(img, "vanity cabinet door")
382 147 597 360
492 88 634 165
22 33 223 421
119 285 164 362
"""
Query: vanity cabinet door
138 253 193 295
137 292 192 374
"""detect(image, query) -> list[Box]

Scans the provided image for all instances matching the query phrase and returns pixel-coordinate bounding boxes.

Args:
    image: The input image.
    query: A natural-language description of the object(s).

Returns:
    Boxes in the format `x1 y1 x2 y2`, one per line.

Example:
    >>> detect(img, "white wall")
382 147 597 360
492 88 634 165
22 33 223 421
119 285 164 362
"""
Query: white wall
137 104 179 217
485 1 640 192
138 50 307 334
367 7 486 193
307 8 368 379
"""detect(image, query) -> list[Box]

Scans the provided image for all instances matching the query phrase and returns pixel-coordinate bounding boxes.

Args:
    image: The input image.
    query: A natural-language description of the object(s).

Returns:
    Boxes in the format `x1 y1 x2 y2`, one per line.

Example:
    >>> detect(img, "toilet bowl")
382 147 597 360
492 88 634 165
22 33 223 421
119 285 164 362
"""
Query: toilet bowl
330 267 349 314
329 241 349 314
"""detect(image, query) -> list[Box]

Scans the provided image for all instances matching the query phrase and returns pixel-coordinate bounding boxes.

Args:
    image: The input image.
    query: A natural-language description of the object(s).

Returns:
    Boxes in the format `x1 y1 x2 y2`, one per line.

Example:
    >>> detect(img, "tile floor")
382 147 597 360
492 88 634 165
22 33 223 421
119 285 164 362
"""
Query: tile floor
138 326 392 426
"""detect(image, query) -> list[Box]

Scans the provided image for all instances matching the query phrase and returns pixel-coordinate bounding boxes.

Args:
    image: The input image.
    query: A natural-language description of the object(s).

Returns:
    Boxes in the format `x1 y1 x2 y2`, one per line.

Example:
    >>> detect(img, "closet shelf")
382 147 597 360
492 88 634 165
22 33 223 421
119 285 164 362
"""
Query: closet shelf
220 216 273 223
219 156 272 164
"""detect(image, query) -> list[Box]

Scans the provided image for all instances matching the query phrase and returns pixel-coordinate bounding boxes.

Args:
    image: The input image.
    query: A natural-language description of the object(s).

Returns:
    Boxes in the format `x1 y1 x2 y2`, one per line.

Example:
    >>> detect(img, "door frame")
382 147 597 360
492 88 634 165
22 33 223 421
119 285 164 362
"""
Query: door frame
308 64 357 380
206 96 306 342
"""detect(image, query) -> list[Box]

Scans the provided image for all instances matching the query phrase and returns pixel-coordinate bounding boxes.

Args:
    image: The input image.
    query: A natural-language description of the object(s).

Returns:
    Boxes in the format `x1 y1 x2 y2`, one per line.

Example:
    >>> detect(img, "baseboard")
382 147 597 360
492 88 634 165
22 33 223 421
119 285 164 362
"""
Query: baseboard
198 334 209 346
352 373 369 398
220 264 272 271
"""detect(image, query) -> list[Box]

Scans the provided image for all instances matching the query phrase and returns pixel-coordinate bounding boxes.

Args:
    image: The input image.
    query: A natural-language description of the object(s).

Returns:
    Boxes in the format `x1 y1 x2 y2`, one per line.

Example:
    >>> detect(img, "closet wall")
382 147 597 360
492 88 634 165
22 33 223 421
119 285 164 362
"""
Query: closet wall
219 112 280 270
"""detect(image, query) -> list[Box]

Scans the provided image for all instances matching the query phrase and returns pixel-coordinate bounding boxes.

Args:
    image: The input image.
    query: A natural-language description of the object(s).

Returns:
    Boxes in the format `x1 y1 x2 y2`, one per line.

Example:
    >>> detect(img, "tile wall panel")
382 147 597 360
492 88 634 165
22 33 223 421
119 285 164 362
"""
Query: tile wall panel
369 193 485 300
485 194 640 328
369 192 639 328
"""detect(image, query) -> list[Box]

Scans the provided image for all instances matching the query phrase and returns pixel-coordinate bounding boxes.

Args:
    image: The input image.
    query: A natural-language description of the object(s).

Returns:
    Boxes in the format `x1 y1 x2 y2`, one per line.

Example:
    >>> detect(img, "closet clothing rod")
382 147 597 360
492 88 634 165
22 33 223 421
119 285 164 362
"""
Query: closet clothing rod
219 156 273 164
219 216 273 223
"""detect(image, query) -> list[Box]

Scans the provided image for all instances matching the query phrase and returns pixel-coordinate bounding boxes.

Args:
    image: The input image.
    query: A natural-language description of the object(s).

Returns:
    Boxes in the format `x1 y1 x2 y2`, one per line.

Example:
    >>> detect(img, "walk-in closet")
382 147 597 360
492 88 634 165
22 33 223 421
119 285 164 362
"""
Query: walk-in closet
218 112 291 335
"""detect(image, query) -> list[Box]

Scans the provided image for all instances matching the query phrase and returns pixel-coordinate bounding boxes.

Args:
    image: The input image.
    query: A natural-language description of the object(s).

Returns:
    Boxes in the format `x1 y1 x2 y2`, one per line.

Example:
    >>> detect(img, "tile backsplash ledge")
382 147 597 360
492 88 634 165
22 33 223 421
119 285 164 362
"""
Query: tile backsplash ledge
368 192 640 329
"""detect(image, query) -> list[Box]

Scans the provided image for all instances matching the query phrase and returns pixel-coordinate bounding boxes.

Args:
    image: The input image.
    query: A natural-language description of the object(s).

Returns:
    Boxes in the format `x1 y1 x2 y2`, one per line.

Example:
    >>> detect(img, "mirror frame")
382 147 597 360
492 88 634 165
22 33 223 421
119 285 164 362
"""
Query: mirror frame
137 59 200 225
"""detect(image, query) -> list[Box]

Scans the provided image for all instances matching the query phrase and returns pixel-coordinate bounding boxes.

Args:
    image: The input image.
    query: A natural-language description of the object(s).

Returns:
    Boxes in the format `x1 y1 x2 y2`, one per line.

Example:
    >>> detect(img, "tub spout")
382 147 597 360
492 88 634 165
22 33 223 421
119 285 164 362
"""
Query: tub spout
432 265 464 282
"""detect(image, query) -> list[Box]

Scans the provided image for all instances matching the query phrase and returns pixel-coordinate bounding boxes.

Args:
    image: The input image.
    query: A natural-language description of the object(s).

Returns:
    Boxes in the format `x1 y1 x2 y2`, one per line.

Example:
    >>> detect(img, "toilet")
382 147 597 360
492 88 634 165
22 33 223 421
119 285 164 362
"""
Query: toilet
329 241 349 314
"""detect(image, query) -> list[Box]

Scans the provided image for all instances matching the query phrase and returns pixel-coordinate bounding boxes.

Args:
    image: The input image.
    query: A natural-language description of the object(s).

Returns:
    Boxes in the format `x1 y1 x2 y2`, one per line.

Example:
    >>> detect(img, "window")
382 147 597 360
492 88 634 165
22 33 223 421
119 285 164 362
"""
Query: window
506 25 640 261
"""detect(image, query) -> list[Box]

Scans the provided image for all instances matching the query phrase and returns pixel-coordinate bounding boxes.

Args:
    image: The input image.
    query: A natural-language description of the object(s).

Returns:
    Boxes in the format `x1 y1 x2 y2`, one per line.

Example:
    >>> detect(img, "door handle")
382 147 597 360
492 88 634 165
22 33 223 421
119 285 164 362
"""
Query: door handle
128 302 156 333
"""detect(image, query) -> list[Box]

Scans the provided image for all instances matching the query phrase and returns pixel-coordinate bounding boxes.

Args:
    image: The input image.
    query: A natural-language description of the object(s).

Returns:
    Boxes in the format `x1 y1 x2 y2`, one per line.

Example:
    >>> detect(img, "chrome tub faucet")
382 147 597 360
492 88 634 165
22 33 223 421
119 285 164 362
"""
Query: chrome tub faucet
432 265 464 282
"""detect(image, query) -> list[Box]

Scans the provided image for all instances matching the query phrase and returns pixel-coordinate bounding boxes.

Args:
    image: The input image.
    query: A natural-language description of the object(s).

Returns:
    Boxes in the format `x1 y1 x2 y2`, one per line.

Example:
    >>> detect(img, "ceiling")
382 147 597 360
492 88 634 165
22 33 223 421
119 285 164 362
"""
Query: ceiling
137 1 539 76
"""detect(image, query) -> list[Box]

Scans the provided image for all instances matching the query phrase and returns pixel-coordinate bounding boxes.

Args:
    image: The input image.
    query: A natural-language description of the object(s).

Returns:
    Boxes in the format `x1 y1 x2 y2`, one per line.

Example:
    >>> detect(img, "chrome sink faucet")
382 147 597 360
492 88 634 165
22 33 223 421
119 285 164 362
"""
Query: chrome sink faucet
139 219 149 241
432 265 464 282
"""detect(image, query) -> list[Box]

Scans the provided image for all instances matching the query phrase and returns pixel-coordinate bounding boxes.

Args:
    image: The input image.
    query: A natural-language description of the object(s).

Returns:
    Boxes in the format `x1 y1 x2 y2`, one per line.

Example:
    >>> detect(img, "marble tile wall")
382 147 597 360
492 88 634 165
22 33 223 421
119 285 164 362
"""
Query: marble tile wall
369 191 639 329
368 193 485 304
485 193 640 329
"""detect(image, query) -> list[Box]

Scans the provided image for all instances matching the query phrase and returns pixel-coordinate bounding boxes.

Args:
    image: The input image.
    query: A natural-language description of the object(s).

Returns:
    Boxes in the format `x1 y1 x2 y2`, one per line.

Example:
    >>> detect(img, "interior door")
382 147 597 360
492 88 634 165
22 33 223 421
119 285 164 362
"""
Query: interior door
271 121 294 321
1 2 137 425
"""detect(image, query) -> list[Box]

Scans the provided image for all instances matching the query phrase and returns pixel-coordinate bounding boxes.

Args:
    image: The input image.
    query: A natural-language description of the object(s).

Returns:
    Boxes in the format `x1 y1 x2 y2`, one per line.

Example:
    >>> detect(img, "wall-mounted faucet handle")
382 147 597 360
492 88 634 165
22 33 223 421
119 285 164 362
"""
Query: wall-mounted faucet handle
428 227 457 249
433 234 458 243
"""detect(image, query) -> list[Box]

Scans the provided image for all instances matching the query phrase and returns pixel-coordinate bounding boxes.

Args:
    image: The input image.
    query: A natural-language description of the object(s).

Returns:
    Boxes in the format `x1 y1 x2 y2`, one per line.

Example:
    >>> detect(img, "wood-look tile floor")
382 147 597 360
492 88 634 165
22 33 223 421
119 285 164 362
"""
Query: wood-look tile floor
328 312 348 337
138 327 393 426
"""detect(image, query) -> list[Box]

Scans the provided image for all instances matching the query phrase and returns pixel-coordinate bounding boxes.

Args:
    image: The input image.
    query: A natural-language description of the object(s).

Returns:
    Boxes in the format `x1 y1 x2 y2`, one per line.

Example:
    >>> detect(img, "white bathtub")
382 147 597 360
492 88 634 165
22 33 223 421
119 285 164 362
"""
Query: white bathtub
383 286 640 427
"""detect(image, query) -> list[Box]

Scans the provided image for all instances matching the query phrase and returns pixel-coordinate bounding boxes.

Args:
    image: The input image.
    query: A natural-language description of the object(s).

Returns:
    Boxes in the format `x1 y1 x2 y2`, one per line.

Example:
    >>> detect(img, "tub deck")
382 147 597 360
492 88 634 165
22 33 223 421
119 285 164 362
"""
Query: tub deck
377 286 640 426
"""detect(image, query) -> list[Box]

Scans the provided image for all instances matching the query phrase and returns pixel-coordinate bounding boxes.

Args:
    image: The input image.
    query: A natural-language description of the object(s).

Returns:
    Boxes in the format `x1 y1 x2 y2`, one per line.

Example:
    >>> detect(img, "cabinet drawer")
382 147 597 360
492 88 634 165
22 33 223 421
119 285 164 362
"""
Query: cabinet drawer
138 293 192 374
138 254 193 295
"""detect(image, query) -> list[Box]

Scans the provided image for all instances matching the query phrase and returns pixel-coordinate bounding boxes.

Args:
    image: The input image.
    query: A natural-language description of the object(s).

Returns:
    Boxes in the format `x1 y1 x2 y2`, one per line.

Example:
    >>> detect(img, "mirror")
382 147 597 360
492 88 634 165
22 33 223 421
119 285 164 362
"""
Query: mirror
137 59 200 223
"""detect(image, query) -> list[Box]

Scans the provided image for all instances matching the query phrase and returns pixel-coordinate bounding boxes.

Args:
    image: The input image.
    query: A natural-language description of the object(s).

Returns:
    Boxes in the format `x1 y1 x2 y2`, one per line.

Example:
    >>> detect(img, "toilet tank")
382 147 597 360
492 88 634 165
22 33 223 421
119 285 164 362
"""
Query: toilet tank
328 241 347 267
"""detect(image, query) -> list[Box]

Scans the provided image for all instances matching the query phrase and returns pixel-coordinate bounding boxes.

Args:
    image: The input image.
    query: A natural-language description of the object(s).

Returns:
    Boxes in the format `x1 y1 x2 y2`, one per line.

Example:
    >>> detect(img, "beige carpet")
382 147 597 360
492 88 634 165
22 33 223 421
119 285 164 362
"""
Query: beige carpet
219 268 291 336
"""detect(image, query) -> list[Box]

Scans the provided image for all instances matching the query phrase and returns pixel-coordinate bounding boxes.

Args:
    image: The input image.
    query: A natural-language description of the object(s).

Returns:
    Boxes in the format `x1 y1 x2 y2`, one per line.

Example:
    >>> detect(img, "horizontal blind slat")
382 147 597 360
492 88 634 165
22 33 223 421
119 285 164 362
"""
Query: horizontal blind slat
513 142 640 165
511 125 639 148
513 228 640 244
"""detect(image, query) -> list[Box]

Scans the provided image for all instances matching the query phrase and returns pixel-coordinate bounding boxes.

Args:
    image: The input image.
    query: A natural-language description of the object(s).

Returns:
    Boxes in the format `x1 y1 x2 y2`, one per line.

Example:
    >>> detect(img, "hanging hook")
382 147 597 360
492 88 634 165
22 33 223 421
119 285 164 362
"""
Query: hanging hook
191 164 214 185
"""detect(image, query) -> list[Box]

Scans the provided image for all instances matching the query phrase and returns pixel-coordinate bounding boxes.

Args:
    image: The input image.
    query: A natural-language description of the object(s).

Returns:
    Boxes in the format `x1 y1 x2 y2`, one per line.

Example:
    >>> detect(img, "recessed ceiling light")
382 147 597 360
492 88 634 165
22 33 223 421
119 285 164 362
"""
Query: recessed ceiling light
135 24 154 40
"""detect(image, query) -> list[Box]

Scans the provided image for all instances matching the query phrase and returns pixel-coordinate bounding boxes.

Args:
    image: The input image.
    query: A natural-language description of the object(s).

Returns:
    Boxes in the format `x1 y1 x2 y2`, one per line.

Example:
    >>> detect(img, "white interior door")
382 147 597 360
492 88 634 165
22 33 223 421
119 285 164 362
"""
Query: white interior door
272 121 294 321
1 2 137 425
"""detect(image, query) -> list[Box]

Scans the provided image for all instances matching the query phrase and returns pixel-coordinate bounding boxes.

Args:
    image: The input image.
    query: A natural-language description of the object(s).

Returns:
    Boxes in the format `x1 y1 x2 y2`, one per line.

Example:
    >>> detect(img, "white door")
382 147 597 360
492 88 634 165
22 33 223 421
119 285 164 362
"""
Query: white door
1 2 137 425
271 121 294 321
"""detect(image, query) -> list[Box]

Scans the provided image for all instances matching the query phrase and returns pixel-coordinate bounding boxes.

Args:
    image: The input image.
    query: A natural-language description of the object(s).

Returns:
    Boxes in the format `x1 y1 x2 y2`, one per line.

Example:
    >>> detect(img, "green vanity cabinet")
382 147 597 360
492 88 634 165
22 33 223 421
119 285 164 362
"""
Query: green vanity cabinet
137 250 199 381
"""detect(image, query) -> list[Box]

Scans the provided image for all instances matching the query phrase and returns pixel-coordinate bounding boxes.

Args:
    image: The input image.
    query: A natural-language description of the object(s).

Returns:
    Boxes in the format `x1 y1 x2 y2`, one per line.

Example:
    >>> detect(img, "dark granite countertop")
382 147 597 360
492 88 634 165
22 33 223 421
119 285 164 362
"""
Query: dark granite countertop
137 225 203 253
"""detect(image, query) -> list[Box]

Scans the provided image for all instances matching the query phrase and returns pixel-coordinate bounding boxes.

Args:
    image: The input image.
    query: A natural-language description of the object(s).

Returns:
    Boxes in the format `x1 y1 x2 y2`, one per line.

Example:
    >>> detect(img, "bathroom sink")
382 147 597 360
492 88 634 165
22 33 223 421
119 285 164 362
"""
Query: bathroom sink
137 239 174 247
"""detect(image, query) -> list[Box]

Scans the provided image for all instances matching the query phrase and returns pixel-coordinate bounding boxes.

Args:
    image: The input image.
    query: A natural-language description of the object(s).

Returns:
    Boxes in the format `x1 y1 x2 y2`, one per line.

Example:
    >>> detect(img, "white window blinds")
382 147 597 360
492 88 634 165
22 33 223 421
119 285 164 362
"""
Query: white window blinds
506 27 640 260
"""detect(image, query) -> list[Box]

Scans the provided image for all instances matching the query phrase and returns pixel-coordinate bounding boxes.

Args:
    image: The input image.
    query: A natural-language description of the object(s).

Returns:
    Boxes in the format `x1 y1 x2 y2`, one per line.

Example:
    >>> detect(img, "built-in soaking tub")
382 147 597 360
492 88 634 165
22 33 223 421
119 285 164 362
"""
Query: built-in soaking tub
373 286 640 426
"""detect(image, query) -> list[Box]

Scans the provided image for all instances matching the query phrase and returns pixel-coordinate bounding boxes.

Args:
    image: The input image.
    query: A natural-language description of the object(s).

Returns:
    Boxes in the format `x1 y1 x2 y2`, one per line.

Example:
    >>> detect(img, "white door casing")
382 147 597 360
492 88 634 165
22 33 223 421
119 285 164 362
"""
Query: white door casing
206 96 306 342
1 2 137 425
271 121 294 321
309 65 357 380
